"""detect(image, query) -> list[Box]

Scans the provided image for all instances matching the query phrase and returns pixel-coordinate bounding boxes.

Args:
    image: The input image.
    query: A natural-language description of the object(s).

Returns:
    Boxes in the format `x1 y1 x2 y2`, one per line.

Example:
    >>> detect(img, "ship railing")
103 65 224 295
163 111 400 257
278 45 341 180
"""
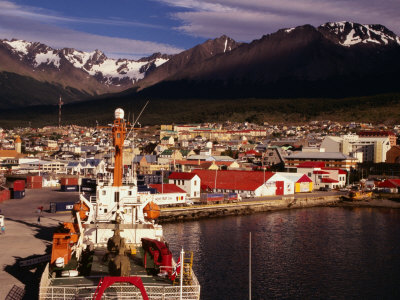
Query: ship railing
39 266 200 300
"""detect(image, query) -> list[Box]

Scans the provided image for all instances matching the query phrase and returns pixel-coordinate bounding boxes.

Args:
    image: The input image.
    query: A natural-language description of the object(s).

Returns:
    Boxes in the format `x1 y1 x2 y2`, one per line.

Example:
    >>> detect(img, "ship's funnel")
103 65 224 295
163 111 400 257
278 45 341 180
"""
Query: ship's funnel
115 108 124 120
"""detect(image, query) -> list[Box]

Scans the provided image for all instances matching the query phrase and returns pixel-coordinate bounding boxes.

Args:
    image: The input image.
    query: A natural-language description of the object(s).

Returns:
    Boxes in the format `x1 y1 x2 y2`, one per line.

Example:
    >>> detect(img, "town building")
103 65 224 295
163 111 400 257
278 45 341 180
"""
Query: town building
285 151 357 171
321 134 391 163
192 169 297 197
294 162 347 189
168 172 201 198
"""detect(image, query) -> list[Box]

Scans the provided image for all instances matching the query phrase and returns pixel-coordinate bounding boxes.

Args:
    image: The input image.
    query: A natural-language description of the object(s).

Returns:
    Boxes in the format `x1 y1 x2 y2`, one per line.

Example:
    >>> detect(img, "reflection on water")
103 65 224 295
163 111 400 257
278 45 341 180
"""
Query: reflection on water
163 207 400 300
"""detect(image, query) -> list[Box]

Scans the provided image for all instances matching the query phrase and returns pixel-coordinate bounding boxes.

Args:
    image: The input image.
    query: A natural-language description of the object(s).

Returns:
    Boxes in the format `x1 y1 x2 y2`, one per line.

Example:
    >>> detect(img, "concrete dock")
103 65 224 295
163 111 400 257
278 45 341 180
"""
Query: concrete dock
0 188 74 300
159 194 341 222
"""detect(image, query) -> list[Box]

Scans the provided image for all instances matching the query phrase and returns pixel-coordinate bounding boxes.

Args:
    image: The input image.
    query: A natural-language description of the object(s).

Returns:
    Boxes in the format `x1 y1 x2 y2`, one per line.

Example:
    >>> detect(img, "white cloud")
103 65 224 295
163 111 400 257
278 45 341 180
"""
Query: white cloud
156 0 400 40
0 1 183 58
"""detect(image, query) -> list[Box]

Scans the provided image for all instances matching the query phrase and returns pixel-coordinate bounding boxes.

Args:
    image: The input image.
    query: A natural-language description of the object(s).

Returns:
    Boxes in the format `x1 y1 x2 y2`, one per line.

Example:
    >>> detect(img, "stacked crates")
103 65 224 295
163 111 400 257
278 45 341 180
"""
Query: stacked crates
50 202 75 213
138 185 157 194
27 175 43 189
0 188 11 203
11 180 25 199
81 178 97 193
60 177 79 192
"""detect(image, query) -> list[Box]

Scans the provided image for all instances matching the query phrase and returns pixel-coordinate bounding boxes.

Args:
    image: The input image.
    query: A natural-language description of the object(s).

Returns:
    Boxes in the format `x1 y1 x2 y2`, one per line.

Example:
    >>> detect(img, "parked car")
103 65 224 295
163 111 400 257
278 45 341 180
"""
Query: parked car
319 187 332 191
185 200 194 206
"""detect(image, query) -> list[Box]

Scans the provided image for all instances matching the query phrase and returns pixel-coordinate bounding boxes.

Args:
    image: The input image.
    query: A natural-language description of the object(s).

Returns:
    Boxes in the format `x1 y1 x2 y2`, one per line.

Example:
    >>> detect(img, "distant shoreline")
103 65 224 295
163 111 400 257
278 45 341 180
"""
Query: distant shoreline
159 196 400 222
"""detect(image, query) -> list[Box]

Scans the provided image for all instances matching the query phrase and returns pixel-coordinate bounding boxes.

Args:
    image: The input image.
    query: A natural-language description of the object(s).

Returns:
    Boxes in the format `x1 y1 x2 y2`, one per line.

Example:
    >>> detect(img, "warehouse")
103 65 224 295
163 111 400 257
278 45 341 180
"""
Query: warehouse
191 170 298 197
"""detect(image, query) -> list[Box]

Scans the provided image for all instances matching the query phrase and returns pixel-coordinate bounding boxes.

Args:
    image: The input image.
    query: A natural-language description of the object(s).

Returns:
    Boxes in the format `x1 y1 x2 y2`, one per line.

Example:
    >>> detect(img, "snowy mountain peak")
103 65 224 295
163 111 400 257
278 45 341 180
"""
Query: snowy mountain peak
4 39 32 56
319 21 400 47
0 38 170 86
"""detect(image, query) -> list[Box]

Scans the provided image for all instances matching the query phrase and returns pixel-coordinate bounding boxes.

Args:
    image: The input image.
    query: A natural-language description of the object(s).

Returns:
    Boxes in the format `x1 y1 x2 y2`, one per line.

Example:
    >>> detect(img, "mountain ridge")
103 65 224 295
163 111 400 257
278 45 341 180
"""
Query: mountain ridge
1 21 400 109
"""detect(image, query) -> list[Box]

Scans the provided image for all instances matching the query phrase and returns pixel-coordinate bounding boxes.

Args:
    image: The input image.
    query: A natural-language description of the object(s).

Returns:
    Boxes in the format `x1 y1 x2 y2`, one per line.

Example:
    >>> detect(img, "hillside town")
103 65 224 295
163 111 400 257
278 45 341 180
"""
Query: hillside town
2 119 400 202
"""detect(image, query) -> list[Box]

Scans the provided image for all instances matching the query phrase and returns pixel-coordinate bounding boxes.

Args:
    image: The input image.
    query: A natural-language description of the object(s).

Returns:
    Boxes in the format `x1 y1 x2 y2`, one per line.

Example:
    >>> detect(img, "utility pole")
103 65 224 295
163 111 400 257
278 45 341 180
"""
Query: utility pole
58 96 63 128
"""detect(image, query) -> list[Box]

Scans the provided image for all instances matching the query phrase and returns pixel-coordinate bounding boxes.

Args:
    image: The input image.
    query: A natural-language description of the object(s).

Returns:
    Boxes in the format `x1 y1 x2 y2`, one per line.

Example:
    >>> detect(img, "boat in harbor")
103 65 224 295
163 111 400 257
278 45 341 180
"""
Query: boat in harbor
348 190 373 201
39 108 200 299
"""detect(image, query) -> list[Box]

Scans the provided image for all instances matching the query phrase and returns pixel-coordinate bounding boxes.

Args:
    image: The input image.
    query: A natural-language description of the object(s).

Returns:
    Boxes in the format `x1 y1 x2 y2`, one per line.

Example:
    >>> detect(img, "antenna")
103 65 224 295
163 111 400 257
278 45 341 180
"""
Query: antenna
58 96 63 128
126 100 149 140
125 101 149 183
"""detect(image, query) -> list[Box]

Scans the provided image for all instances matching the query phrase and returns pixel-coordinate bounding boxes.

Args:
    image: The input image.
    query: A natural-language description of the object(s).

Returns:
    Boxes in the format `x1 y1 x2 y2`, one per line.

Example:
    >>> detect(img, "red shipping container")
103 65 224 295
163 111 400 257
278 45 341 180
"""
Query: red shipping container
3 189 10 200
13 180 25 191
27 182 42 189
27 175 42 183
61 178 78 186
0 190 4 202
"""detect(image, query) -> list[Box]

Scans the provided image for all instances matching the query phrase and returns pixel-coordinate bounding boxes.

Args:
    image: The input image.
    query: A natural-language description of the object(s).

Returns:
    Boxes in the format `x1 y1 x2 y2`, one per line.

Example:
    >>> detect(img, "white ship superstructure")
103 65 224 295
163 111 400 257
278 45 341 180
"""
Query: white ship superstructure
39 108 200 300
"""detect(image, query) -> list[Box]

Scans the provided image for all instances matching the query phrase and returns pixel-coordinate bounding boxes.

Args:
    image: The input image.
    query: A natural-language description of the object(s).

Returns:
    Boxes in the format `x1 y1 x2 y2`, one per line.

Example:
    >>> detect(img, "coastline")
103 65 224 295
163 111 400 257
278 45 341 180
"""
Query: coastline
331 198 400 209
159 195 400 223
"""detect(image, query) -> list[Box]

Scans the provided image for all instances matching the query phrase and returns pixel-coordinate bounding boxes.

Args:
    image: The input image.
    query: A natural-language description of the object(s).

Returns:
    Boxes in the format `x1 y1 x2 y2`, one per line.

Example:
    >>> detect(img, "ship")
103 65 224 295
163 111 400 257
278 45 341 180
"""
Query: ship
39 108 200 299
348 190 373 201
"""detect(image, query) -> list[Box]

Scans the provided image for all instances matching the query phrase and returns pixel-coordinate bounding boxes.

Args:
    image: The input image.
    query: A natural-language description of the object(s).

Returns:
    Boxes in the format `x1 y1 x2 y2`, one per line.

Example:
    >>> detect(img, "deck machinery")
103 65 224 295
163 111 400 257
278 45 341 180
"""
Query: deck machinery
39 108 200 300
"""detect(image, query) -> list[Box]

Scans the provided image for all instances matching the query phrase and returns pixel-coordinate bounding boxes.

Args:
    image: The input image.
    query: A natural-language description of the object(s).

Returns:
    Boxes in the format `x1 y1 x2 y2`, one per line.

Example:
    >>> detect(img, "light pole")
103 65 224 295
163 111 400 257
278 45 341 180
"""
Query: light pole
263 167 266 185
161 168 164 194
263 167 266 197
214 168 218 192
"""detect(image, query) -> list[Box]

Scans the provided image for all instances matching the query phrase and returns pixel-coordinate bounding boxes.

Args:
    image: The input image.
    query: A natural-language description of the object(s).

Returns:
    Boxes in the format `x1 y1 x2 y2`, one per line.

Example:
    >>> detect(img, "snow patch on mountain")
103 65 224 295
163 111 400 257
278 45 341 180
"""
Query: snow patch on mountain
35 51 61 68
4 40 31 56
320 21 400 47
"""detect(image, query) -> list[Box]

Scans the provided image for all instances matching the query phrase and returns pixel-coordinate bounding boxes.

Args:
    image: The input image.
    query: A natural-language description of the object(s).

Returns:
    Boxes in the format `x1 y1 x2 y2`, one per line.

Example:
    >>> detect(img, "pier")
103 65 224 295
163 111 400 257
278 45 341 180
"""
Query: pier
160 195 341 222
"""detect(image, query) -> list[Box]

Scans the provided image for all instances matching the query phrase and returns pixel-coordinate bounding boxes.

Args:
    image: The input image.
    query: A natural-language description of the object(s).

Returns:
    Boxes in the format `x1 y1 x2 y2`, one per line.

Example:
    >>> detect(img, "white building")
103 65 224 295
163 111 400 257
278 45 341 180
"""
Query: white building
321 134 391 163
168 172 201 198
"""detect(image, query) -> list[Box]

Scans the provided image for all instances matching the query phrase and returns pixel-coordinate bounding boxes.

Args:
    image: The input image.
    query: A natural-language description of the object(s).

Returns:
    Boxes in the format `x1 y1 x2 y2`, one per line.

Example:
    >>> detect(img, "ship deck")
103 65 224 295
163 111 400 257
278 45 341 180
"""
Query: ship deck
50 247 172 287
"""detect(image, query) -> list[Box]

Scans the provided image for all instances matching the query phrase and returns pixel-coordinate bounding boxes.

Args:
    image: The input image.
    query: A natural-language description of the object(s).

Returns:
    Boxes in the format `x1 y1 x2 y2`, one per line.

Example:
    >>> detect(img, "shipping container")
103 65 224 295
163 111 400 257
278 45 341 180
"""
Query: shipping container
27 175 43 183
200 193 224 204
81 178 96 186
60 185 78 192
224 192 239 202
13 180 25 191
81 178 96 193
3 189 10 201
50 201 75 212
81 186 95 192
60 177 79 186
138 185 157 194
11 189 25 199
5 176 27 189
27 182 43 189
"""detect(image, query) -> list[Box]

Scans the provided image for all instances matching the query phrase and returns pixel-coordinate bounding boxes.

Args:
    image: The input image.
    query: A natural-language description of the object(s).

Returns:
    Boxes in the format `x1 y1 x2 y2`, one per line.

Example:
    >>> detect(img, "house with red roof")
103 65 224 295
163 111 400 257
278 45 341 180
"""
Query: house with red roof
295 161 347 189
275 172 313 193
191 169 296 197
377 179 400 193
168 172 201 198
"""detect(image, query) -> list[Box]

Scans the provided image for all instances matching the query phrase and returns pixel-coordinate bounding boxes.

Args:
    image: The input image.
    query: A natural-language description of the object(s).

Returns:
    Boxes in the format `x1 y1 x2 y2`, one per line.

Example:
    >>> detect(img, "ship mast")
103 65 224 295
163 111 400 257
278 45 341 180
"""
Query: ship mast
112 109 126 187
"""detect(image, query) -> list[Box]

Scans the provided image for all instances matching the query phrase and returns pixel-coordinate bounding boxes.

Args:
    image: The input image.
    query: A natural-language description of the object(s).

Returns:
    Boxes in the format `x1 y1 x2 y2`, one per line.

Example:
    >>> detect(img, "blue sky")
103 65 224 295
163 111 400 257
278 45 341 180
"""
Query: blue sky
1 0 399 59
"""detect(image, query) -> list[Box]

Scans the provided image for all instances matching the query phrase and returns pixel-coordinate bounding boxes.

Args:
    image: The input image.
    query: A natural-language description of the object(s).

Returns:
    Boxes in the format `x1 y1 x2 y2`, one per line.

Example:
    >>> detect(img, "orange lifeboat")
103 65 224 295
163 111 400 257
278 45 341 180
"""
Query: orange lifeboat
143 202 160 221
73 201 89 221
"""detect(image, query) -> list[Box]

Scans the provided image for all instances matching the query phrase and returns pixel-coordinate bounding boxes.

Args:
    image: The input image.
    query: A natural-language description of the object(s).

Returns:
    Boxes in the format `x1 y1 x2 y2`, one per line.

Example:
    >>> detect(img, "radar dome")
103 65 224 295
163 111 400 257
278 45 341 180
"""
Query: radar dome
115 108 124 119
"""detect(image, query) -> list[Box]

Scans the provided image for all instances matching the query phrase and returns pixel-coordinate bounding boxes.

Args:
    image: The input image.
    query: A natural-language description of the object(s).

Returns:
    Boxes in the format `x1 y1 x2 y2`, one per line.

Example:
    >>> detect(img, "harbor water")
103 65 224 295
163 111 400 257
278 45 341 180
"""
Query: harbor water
163 207 400 300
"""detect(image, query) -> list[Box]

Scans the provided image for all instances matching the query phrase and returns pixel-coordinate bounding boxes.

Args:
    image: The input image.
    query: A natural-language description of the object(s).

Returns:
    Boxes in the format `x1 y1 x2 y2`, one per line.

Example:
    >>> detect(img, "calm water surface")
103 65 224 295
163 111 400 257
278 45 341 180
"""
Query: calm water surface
163 207 400 300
